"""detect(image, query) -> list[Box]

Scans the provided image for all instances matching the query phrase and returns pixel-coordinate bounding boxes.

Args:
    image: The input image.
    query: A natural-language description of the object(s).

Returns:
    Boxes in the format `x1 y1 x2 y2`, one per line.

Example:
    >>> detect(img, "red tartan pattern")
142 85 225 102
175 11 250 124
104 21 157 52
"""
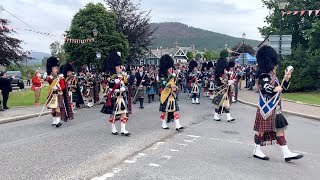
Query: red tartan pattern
253 108 277 146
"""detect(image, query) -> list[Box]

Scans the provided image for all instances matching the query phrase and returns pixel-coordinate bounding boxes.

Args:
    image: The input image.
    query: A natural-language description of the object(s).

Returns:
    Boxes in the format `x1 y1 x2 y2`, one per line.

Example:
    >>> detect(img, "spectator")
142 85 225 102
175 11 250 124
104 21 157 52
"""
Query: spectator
0 71 13 110
26 73 31 86
31 71 43 106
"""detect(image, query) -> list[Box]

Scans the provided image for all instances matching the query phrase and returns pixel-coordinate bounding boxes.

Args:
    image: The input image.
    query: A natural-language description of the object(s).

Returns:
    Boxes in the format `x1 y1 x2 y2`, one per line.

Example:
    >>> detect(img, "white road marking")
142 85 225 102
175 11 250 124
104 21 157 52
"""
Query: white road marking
124 159 136 164
184 140 193 143
187 135 201 138
170 149 179 152
112 168 122 174
161 155 172 164
149 163 161 167
151 141 165 150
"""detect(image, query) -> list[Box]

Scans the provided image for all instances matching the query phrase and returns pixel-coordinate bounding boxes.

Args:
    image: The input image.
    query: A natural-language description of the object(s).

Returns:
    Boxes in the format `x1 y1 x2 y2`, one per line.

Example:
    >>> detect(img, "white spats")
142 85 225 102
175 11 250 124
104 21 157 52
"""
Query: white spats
196 98 200 104
280 145 300 158
209 94 214 100
56 117 61 124
226 113 235 121
214 112 220 121
192 98 195 104
253 144 267 158
111 123 118 133
52 117 57 125
175 119 182 129
162 120 168 129
120 122 129 134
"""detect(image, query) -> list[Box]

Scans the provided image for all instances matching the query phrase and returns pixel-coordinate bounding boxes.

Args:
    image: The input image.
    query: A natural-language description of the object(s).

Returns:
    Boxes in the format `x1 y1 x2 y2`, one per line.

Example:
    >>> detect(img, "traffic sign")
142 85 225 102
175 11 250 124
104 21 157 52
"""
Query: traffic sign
268 35 292 55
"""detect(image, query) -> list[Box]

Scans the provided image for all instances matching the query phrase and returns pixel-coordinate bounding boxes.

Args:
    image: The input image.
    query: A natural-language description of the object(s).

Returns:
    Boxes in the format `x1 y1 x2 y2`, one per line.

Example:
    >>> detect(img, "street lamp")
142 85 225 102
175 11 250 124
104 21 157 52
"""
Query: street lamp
242 33 246 66
277 0 288 71
92 28 98 37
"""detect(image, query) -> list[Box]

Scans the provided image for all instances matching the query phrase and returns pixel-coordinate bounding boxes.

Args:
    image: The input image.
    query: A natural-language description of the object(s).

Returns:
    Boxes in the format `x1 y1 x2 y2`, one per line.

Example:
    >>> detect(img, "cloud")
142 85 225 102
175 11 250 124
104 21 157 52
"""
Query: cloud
0 0 269 53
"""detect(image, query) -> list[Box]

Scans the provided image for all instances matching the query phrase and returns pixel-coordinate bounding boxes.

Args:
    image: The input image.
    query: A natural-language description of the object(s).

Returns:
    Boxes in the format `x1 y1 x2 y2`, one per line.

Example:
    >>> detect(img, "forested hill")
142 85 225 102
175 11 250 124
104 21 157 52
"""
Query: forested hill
150 22 260 50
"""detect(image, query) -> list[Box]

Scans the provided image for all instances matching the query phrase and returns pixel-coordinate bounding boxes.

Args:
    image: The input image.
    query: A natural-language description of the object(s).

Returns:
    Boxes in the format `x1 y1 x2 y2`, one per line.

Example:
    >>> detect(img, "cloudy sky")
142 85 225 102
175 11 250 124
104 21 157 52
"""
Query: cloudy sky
1 0 269 53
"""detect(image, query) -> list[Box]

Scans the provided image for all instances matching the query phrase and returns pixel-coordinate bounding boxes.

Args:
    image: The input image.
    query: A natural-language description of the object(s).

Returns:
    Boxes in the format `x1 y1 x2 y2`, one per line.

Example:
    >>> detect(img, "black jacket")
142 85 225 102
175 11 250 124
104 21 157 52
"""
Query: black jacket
0 78 13 93
135 72 146 86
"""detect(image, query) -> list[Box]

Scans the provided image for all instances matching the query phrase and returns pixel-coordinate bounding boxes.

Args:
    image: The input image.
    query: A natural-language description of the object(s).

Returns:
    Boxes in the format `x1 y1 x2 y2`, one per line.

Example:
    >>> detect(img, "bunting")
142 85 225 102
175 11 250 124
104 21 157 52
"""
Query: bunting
0 25 56 37
283 9 320 17
64 37 95 44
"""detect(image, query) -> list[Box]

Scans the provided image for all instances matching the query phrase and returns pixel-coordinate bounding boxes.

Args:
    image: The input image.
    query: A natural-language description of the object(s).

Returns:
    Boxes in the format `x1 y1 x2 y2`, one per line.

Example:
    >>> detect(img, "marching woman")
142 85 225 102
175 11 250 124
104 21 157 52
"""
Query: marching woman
212 50 235 122
159 55 184 131
145 72 156 103
253 46 303 162
101 52 131 136
207 61 215 100
188 60 201 104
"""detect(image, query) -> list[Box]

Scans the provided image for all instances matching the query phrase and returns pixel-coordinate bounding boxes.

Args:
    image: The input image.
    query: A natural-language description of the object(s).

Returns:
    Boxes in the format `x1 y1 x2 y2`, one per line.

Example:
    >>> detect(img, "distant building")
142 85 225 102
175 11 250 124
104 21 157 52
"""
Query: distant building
144 42 195 65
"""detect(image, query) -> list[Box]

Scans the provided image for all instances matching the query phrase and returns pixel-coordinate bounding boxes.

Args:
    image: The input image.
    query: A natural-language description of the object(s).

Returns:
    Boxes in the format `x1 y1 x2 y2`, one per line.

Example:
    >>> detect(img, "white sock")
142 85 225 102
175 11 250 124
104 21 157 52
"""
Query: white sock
175 119 182 129
162 120 168 129
253 144 267 158
121 122 129 134
232 97 236 102
280 145 299 158
111 123 118 133
52 117 57 125
226 113 234 121
56 117 61 124
214 112 220 120
196 98 199 104
192 99 195 104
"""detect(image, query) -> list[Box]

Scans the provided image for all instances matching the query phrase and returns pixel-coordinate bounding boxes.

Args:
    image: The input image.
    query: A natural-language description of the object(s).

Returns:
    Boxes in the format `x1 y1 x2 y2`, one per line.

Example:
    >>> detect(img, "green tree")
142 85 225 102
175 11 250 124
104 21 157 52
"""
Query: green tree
231 43 255 56
50 42 63 56
0 18 28 66
186 51 194 61
259 0 320 91
64 3 129 70
203 51 213 61
196 53 202 59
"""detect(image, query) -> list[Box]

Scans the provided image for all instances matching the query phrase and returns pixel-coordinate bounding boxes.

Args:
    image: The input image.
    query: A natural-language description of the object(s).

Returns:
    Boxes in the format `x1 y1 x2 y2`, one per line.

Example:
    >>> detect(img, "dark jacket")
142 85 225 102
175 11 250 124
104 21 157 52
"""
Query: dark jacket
135 72 146 86
0 78 13 93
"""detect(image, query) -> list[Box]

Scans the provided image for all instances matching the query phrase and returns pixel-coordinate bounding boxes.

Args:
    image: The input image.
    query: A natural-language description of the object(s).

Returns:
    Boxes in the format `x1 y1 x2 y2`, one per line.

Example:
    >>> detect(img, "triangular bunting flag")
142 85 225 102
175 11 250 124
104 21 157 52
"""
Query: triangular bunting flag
309 10 313 16
287 11 292 15
293 11 299 15
300 11 305 16
316 10 320 16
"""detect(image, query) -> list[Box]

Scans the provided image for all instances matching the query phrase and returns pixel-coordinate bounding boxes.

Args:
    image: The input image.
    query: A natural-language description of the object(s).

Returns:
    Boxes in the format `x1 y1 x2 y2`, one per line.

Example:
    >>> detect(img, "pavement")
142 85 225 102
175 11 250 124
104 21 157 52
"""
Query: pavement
237 84 320 120
0 93 319 180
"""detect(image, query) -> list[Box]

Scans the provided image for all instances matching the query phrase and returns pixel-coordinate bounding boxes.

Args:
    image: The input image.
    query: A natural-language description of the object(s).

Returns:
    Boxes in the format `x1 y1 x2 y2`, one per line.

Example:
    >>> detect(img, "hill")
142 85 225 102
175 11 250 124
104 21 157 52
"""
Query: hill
28 51 51 65
150 22 260 51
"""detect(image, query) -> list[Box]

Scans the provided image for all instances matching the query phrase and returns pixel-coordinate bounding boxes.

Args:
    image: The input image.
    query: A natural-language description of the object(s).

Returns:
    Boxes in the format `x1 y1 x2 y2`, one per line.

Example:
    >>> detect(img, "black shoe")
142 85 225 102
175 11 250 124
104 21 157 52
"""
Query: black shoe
248 88 253 91
214 119 221 121
227 118 236 122
56 122 62 128
121 132 131 136
285 154 304 162
133 101 136 104
176 127 184 131
0 108 4 111
3 107 9 110
140 106 144 109
112 132 119 135
148 99 151 103
253 155 270 161
162 127 169 130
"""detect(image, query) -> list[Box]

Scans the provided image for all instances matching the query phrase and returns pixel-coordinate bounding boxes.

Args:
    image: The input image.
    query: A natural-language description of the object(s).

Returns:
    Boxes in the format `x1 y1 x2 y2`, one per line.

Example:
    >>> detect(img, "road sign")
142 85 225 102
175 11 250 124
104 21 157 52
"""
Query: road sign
268 35 292 55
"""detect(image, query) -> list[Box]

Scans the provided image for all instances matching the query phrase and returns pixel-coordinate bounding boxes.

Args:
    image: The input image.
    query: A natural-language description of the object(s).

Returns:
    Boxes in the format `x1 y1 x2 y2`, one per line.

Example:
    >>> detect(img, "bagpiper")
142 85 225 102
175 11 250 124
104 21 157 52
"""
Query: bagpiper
101 52 131 136
64 62 84 109
207 61 216 100
146 72 156 103
46 57 73 127
84 68 94 107
252 46 303 162
159 54 183 131
201 62 209 97
188 60 201 104
134 66 147 109
212 50 235 122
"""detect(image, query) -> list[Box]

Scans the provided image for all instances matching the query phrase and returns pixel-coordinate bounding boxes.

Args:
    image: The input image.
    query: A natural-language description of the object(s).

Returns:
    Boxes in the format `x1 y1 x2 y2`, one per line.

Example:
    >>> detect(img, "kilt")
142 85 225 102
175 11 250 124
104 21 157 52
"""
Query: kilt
146 86 156 95
253 108 277 146
136 87 145 99
159 98 179 112
94 83 100 103
62 92 74 121
101 98 116 115
72 92 79 103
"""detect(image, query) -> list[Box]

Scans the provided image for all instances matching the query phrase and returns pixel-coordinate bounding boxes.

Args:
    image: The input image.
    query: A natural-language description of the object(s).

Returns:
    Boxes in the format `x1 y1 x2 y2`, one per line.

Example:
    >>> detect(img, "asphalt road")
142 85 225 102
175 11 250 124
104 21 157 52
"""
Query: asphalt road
0 93 319 180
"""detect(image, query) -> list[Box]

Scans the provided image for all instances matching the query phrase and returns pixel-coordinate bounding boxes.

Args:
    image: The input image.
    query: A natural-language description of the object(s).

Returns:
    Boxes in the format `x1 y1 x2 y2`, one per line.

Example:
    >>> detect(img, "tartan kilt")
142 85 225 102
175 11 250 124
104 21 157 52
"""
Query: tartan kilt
101 98 116 115
159 98 179 112
94 84 100 103
72 92 79 103
146 86 156 95
136 87 145 98
62 92 74 121
253 108 277 146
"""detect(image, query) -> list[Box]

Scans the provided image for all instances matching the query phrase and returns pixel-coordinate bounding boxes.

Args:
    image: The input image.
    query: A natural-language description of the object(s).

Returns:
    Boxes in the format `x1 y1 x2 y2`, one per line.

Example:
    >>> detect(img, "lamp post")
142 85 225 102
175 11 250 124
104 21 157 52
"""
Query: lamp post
242 33 246 66
92 28 100 61
277 0 288 71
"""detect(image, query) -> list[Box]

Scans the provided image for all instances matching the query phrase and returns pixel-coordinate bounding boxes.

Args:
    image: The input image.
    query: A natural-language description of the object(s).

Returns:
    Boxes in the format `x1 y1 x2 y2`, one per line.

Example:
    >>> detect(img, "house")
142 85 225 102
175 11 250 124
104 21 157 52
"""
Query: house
144 42 194 65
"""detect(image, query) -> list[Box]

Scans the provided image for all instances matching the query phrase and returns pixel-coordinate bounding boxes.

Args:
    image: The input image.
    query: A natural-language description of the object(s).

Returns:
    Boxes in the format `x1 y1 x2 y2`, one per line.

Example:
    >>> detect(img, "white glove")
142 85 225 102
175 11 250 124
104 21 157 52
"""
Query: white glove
58 74 64 78
49 75 53 79
53 86 58 90
228 80 234 85
172 73 176 77
120 87 126 92
114 79 120 84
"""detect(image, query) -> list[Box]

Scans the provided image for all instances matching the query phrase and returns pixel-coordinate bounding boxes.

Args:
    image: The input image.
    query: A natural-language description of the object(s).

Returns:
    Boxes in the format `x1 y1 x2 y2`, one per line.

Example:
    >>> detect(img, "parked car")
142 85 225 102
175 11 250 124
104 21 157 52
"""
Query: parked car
6 71 25 89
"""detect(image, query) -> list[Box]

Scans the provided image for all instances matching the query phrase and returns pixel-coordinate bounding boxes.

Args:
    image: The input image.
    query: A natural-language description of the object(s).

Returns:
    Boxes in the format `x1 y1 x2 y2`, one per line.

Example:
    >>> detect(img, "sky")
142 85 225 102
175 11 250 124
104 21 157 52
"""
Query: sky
0 0 270 53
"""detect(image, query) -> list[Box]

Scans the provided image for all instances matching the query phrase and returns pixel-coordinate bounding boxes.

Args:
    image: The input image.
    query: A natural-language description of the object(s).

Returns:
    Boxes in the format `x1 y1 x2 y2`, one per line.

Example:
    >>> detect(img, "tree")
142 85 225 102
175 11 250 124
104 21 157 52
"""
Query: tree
259 0 320 91
186 51 194 61
105 0 155 64
50 42 63 56
0 18 28 66
64 3 129 70
196 53 202 59
231 43 255 56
